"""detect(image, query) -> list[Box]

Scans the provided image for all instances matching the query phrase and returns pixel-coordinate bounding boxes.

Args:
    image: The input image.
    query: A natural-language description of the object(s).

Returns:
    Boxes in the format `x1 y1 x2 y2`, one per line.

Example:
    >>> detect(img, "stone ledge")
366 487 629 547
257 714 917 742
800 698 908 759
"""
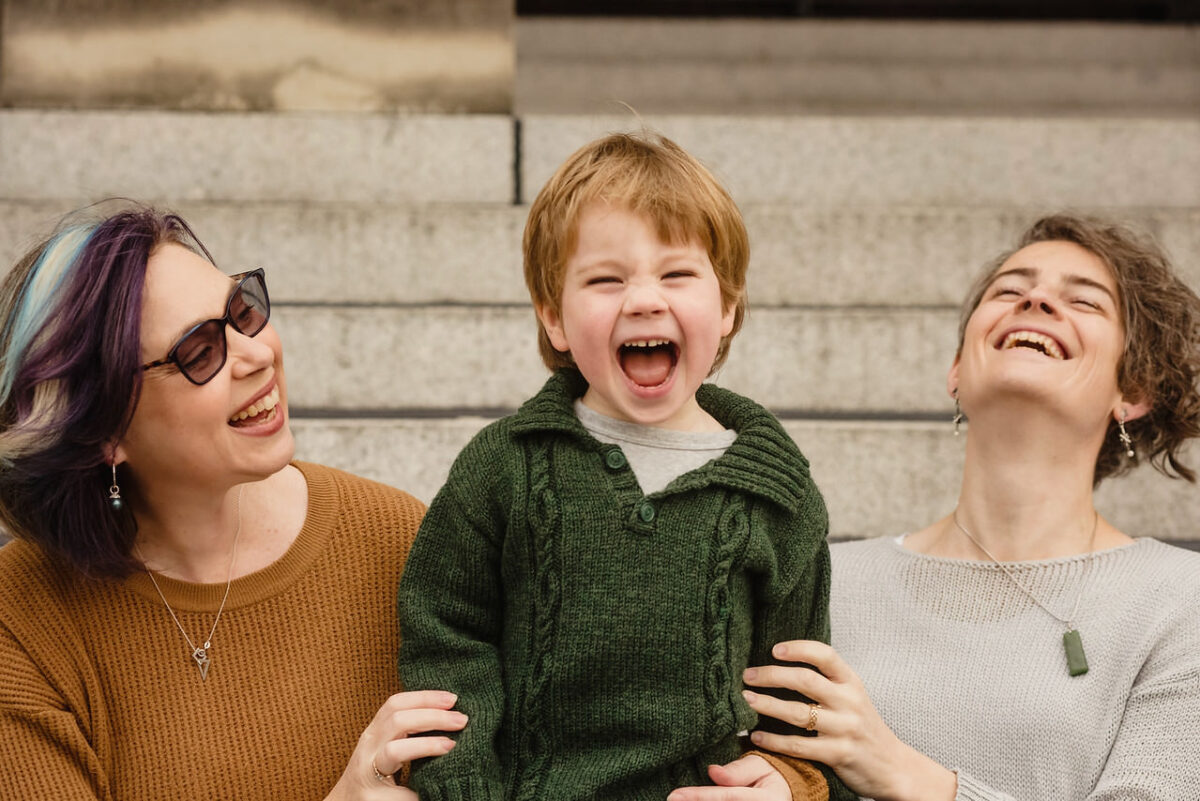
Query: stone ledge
521 115 1200 207
272 305 961 412
516 19 1200 115
291 416 1200 541
0 111 514 203
8 202 1193 307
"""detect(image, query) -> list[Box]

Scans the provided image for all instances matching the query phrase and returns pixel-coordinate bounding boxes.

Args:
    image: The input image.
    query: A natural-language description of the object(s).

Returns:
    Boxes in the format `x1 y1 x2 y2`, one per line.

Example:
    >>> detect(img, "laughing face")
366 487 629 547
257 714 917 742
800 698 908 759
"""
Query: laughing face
537 203 736 431
951 239 1134 424
115 244 294 495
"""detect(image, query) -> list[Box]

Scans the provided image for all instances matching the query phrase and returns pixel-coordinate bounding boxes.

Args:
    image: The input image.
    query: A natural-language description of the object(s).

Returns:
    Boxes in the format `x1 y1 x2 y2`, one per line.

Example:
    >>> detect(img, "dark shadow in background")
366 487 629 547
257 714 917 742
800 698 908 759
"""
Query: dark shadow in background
518 0 1200 20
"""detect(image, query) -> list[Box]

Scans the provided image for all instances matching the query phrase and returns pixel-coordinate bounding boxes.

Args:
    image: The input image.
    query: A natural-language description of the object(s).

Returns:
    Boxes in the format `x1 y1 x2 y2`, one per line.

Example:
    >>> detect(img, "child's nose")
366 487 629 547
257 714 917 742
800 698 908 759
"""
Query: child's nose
623 282 668 315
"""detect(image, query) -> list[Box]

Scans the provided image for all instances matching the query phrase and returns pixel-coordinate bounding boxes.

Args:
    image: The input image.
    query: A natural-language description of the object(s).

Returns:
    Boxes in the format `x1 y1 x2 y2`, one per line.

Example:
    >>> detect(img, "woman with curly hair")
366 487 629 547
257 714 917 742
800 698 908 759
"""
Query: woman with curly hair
679 214 1200 801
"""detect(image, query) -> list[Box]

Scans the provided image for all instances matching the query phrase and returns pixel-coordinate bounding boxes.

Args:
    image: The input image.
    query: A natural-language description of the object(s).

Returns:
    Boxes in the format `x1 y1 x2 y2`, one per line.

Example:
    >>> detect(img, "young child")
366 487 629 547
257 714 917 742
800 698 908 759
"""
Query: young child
398 132 849 801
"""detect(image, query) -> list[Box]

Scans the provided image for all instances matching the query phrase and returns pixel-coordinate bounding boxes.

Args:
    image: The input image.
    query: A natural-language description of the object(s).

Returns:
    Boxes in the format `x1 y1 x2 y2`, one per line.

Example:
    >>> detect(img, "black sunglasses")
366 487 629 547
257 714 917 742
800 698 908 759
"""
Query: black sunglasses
141 269 271 385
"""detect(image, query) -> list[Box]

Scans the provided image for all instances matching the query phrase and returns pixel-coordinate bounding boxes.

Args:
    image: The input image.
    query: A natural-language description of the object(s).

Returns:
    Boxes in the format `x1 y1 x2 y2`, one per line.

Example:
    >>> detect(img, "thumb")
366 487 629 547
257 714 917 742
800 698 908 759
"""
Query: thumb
708 754 772 787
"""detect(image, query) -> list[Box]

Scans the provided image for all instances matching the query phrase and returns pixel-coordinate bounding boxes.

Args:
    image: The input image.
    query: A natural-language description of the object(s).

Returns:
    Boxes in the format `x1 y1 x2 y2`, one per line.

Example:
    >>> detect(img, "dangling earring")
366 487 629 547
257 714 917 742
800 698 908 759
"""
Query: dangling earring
1118 409 1134 458
108 463 124 512
952 390 963 437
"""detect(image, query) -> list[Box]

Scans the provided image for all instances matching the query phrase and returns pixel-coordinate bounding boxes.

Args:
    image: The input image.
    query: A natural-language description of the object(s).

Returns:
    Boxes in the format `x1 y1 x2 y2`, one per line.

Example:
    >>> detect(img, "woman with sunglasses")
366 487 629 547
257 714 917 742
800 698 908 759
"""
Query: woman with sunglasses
0 203 463 799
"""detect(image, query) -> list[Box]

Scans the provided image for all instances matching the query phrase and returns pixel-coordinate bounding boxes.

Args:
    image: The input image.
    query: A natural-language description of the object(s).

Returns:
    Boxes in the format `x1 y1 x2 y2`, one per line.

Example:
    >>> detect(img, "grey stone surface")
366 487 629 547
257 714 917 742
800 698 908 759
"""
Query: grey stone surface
14 201 1194 307
518 19 1200 64
0 111 513 203
290 417 1200 542
744 206 1200 306
520 116 1200 207
0 199 527 303
4 2 513 112
273 305 960 413
517 20 1200 115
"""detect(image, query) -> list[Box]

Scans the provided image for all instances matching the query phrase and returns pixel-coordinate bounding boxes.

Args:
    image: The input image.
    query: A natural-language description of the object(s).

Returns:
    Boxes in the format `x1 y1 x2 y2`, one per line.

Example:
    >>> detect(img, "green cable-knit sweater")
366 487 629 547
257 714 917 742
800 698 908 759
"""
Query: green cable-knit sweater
398 370 851 801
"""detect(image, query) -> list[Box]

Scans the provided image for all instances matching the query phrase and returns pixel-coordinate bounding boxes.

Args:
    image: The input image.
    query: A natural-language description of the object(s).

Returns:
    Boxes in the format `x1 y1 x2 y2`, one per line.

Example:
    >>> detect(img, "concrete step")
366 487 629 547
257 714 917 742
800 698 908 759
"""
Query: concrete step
517 19 1200 115
521 115 1200 207
5 201 1196 307
273 304 961 413
7 111 1198 210
290 416 1200 542
0 110 514 203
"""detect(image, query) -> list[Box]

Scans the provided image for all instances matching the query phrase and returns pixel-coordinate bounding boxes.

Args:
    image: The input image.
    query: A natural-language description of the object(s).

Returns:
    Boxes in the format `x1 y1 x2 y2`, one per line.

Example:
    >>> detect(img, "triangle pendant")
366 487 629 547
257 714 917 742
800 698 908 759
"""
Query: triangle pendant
192 648 211 680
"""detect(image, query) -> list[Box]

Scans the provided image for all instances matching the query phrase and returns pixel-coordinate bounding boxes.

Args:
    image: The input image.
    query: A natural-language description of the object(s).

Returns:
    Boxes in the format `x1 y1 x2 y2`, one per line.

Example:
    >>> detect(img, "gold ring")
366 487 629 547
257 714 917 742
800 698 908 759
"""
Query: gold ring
807 702 821 732
372 757 392 784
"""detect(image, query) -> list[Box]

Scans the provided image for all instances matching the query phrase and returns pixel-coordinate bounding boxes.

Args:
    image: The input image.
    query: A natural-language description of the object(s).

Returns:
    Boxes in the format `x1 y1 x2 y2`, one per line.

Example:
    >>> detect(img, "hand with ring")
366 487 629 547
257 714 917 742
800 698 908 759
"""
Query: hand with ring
736 641 957 801
325 690 467 800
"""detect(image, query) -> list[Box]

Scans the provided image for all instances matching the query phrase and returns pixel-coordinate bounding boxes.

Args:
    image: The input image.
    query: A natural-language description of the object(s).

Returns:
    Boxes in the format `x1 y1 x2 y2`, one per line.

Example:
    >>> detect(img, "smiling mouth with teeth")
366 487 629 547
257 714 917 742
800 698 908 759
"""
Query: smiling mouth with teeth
619 339 679 387
999 331 1067 360
229 386 280 427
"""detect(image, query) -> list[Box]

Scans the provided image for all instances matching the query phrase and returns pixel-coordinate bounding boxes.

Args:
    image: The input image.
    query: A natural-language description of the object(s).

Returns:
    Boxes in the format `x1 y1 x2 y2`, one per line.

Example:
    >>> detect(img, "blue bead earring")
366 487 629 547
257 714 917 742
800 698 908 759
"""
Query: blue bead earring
108 464 123 512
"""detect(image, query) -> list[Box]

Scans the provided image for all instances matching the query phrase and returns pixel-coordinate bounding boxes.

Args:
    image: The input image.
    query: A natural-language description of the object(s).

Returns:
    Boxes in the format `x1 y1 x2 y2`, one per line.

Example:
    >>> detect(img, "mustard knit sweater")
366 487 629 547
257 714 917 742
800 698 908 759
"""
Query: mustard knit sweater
0 462 424 801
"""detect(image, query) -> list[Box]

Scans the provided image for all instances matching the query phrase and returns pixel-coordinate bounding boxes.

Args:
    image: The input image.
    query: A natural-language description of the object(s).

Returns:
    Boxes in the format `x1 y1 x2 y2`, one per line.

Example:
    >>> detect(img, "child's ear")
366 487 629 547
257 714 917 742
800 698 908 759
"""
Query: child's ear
720 297 738 338
535 304 571 353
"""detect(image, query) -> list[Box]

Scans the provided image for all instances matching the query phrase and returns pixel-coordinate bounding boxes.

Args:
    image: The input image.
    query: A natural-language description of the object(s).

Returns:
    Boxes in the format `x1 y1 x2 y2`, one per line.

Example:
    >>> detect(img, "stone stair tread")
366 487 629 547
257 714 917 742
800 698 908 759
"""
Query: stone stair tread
273 305 960 412
291 416 1200 539
0 110 514 203
5 200 1195 306
521 115 1200 206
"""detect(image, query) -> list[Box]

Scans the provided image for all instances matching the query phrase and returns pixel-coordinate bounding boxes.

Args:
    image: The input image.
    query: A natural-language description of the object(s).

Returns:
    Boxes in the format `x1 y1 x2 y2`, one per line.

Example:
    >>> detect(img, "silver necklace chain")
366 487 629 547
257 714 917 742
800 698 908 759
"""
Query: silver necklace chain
135 486 243 680
951 508 1098 631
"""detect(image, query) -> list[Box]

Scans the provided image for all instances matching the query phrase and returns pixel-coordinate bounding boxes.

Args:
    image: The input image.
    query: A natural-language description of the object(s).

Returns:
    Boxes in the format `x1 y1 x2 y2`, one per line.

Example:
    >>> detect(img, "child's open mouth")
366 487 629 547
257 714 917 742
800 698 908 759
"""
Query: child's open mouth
619 339 679 388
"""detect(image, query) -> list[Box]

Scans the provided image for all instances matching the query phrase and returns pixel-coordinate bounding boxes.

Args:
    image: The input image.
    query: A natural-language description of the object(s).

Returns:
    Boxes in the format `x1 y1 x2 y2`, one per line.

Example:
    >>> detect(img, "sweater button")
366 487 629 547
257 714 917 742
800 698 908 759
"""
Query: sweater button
638 501 656 523
605 450 627 470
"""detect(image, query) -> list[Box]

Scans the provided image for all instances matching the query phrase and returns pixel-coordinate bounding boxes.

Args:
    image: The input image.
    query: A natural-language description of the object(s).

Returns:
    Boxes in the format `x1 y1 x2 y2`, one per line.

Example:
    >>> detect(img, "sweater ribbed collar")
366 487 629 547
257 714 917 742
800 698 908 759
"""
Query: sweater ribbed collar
510 370 815 514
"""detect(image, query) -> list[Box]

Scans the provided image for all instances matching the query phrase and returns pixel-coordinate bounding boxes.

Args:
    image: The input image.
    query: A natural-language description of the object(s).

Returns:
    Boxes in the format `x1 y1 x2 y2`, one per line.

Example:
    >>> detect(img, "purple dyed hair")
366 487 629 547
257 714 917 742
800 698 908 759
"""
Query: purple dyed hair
0 202 212 577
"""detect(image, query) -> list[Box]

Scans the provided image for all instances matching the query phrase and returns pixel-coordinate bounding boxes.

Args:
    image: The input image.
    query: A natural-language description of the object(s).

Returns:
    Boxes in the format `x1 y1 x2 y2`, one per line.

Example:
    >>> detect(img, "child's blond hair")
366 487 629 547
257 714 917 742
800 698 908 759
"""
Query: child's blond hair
523 131 749 373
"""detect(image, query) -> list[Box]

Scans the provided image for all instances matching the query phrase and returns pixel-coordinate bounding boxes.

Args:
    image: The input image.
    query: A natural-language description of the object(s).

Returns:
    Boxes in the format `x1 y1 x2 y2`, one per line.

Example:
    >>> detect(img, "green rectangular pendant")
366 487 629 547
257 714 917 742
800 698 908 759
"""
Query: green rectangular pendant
1063 629 1088 676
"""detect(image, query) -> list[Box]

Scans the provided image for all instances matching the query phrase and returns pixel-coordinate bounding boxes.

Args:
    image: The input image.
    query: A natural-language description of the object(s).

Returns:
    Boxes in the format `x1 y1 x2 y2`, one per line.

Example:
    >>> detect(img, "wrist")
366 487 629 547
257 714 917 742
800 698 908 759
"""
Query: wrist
897 753 960 801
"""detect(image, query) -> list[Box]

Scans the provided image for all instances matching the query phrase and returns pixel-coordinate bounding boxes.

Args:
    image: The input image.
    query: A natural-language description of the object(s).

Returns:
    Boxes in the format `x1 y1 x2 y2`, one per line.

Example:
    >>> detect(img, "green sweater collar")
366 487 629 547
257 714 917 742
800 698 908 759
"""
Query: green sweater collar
511 370 814 514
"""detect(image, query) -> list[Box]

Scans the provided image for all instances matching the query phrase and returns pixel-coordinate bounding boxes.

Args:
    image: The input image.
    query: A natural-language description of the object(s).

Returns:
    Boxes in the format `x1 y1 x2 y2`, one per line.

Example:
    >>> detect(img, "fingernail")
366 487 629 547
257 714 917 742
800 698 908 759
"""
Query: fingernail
750 731 764 745
772 643 789 659
743 668 758 681
742 690 758 704
453 712 469 723
441 739 455 753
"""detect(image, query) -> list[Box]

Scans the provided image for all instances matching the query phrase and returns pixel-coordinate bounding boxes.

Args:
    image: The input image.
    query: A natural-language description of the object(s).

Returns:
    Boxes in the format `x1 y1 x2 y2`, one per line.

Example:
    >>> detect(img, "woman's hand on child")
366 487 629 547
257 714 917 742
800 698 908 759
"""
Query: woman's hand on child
326 690 466 800
740 641 956 801
666 755 791 800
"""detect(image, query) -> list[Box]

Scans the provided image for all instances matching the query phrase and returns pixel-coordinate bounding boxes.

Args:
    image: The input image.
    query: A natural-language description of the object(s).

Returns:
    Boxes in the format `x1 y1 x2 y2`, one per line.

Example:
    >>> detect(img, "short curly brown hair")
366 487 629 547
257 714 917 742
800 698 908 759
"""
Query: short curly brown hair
957 213 1200 486
523 131 749 374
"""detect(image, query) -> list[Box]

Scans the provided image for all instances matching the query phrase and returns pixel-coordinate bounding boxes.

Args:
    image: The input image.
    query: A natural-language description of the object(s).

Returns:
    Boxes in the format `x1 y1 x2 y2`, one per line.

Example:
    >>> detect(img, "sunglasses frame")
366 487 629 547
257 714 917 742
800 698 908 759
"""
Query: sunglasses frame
140 268 270 386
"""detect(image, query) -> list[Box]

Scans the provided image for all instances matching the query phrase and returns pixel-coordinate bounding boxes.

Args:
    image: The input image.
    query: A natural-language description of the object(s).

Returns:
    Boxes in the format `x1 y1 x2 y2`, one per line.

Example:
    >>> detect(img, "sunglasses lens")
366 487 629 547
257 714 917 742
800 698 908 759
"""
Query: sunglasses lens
230 274 270 338
174 320 227 384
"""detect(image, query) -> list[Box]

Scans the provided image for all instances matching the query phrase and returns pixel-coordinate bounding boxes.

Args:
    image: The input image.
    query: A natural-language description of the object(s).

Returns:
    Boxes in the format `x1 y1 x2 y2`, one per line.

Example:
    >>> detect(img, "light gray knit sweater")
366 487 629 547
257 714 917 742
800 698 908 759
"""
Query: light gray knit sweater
830 537 1200 801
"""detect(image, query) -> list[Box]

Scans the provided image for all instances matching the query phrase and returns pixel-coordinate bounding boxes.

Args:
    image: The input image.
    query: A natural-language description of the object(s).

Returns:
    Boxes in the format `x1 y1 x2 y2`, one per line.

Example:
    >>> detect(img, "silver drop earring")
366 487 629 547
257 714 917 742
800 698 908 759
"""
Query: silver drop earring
108 464 123 512
1118 410 1134 458
952 390 963 436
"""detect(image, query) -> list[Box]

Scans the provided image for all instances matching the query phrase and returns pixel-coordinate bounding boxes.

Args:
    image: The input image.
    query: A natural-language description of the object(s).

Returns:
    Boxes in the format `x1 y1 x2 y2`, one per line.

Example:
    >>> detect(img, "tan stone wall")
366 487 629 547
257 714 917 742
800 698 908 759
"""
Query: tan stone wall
1 0 513 111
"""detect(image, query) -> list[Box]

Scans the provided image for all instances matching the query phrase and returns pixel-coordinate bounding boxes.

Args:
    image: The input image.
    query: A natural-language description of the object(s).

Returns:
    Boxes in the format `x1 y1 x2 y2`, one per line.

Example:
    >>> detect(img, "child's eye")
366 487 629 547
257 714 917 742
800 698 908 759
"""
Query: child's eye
991 286 1022 298
1073 298 1101 310
663 270 697 279
586 276 620 286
